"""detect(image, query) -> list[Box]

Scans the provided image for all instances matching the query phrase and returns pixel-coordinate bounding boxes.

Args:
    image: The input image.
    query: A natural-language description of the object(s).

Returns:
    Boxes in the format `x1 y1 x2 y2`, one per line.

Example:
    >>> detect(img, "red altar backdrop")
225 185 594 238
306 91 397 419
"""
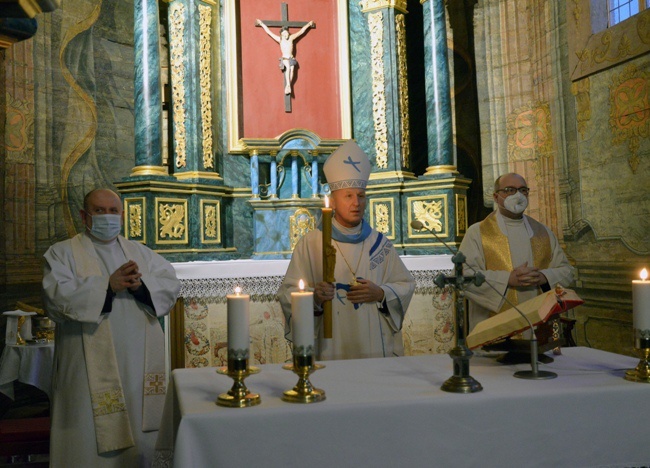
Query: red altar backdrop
238 0 342 140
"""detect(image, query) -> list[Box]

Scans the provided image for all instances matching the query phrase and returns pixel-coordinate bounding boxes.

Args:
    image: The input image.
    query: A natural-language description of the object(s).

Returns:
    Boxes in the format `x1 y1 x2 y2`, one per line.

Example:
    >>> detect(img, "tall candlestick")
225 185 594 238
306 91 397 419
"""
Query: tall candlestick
633 268 650 335
292 280 314 353
322 196 335 339
227 287 250 358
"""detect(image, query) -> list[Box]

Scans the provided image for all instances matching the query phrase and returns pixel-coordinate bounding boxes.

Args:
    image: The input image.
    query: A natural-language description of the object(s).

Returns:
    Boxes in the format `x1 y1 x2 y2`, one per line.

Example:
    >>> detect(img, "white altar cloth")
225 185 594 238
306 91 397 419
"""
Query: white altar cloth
0 344 54 400
172 255 453 279
155 347 650 468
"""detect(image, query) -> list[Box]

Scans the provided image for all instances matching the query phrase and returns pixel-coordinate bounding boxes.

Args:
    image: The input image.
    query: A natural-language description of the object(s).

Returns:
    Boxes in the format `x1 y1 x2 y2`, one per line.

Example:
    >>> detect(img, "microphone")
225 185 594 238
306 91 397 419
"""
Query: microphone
410 219 557 380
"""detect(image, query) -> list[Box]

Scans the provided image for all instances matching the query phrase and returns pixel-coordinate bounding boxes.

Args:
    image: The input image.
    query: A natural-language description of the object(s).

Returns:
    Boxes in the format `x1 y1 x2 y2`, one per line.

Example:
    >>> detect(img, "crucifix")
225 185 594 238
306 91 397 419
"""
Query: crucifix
256 3 315 112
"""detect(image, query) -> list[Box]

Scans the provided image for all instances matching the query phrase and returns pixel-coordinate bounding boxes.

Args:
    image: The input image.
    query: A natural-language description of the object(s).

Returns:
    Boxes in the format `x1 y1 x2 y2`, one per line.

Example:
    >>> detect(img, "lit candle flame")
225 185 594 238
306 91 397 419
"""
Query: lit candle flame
299 279 305 291
641 268 648 281
324 196 329 208
234 286 242 295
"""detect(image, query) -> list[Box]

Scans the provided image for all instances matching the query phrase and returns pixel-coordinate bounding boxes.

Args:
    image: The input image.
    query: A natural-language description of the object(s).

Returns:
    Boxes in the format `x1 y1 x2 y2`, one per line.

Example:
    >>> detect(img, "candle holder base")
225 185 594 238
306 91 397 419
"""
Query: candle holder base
216 366 261 407
441 346 483 394
624 348 650 384
282 355 326 404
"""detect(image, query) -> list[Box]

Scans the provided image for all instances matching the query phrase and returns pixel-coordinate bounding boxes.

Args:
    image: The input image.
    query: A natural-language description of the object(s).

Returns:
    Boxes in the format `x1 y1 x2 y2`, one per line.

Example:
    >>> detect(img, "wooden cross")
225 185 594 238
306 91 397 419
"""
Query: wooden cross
256 3 314 112
258 3 310 32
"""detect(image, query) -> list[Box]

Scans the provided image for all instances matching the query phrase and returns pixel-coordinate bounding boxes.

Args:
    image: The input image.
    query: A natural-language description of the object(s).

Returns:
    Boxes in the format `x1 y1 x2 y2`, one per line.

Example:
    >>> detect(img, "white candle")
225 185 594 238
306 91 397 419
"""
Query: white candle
633 268 650 331
291 279 314 351
226 287 250 353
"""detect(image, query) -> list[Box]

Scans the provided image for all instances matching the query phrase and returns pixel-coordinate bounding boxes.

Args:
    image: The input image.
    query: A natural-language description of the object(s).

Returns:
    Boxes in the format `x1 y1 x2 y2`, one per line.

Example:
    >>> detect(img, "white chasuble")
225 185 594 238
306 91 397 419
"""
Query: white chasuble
43 233 180 467
279 226 415 360
459 211 575 331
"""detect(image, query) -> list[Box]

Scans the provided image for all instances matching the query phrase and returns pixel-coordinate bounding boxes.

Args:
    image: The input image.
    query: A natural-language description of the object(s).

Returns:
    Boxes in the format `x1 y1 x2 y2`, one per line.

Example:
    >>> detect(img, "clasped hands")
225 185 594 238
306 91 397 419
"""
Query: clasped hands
109 260 142 293
313 279 384 307
508 262 548 288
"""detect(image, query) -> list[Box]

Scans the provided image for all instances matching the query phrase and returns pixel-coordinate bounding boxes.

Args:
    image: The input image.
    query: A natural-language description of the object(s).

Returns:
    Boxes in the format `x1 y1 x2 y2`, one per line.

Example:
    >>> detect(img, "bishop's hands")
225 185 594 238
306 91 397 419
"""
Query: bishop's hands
313 279 385 306
109 260 143 293
314 281 335 307
508 262 548 288
347 279 384 304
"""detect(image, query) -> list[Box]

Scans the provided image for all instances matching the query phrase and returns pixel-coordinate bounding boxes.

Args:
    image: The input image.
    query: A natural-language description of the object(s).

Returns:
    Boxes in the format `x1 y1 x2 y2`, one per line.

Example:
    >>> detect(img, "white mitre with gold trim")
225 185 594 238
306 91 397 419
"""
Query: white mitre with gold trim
323 140 372 191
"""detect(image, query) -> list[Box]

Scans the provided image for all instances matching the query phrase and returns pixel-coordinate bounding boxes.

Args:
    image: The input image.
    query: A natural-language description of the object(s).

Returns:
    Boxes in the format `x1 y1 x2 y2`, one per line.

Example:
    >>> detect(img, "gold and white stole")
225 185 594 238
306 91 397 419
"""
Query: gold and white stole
479 212 552 313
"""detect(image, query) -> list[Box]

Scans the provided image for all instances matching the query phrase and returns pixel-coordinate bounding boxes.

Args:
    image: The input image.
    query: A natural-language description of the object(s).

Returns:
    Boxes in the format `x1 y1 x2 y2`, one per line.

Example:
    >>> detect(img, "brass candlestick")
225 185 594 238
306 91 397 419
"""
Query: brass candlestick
624 331 650 383
216 356 261 407
282 351 325 403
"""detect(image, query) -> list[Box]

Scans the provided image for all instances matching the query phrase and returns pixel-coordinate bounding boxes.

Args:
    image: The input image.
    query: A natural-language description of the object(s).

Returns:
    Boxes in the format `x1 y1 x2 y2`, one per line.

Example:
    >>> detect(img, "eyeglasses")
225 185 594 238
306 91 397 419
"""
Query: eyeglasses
496 186 530 196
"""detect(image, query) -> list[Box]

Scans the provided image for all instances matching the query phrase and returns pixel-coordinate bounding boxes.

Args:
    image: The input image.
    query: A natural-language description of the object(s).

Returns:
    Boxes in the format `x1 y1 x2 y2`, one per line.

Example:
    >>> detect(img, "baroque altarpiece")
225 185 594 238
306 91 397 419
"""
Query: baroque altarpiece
115 0 471 262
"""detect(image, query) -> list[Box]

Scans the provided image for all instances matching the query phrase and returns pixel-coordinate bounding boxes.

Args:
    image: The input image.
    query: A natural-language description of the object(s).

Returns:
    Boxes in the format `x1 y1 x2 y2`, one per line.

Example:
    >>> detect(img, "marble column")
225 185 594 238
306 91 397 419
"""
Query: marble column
422 0 456 175
250 151 259 199
291 152 299 198
270 158 278 199
132 0 167 177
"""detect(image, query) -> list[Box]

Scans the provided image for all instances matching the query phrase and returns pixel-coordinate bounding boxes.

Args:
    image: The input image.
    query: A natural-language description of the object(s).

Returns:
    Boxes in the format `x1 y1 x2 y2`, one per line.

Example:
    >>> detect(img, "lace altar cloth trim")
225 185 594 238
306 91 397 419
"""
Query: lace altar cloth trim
178 269 452 300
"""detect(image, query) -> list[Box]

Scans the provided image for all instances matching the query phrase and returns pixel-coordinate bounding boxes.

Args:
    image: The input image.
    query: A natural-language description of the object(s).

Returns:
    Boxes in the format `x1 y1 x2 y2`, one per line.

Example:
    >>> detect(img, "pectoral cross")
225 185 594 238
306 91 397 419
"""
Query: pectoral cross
256 3 315 112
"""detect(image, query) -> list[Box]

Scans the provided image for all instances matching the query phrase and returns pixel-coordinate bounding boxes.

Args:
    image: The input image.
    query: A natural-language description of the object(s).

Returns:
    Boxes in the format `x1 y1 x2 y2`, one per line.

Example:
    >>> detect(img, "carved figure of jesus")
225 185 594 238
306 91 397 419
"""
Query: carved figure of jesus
256 19 315 95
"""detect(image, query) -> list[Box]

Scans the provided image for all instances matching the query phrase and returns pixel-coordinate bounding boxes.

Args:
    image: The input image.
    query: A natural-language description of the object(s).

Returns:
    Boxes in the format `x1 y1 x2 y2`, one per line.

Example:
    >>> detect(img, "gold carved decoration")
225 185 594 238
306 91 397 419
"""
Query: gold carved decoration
124 197 146 242
370 198 395 239
169 2 188 168
407 195 448 239
129 204 142 238
570 78 591 140
290 208 315 251
201 200 221 244
455 194 467 237
413 199 443 233
157 199 187 244
198 4 214 170
395 14 410 169
506 101 553 163
368 11 388 169
360 0 408 13
609 63 649 174
576 30 645 73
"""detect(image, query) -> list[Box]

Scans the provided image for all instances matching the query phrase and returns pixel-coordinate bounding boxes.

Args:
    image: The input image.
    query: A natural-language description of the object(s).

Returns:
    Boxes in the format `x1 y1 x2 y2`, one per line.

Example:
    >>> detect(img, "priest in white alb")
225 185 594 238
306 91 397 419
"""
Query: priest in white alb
42 189 180 467
459 173 574 332
279 140 415 360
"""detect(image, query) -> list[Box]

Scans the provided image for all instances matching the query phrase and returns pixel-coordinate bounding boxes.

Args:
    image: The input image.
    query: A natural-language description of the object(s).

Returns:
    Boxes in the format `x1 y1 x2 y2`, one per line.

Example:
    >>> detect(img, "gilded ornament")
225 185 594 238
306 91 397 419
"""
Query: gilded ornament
396 14 411 169
413 199 443 233
360 0 408 13
159 202 186 240
128 204 143 238
374 203 390 235
199 4 214 169
368 12 388 169
456 195 467 236
202 201 221 243
290 208 315 251
169 3 187 168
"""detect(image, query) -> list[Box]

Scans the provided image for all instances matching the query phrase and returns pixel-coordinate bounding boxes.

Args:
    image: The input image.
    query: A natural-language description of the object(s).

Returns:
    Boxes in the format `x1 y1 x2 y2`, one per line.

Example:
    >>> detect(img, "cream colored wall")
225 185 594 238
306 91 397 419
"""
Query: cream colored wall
474 0 650 356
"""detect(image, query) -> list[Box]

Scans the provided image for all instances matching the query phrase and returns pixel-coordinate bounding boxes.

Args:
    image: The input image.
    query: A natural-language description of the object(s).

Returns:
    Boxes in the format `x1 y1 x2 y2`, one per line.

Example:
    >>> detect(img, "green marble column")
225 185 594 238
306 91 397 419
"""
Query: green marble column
421 0 455 175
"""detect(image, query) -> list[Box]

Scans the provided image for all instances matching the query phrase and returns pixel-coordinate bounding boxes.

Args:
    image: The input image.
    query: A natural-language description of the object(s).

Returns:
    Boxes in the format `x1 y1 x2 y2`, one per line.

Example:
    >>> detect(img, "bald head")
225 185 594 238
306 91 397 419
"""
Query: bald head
83 189 122 213
494 173 527 193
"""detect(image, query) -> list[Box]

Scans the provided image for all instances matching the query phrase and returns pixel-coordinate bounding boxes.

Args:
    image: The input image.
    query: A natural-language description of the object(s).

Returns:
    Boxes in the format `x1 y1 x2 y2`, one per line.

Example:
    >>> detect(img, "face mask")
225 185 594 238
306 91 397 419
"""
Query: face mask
87 214 122 241
503 191 528 215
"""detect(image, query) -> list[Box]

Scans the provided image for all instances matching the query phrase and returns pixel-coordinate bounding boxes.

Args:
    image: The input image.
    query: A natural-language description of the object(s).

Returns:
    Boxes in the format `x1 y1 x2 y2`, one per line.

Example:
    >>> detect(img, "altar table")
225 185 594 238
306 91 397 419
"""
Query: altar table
154 347 650 468
0 344 54 400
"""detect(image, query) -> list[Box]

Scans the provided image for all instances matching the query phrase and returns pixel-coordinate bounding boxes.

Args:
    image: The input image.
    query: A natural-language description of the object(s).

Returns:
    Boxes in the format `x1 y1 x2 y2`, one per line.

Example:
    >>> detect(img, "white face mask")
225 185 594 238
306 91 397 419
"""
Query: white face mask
87 214 122 241
503 191 528 215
